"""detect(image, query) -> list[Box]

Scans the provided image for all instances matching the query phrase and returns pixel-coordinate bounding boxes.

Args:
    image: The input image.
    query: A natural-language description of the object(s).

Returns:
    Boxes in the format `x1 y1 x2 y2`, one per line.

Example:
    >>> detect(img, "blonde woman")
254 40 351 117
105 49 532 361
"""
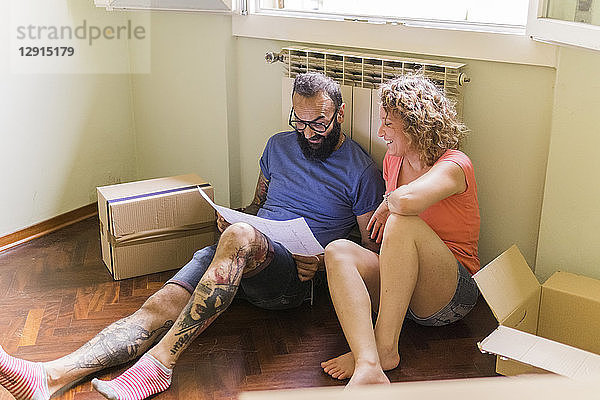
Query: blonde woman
321 75 480 386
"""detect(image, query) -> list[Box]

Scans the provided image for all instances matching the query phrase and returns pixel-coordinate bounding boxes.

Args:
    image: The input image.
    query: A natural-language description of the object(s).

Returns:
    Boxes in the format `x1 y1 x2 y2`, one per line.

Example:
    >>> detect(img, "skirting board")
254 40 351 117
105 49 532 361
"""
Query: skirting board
0 203 98 253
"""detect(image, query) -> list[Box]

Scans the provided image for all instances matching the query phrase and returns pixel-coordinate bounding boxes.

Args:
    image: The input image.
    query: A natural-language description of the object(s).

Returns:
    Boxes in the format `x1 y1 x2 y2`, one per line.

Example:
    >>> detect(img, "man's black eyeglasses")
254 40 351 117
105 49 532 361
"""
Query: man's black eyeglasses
288 108 338 134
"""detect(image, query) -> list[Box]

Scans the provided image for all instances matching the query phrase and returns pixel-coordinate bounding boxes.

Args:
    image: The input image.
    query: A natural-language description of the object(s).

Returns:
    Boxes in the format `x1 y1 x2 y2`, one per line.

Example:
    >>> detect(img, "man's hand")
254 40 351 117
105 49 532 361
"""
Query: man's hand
216 212 231 233
292 253 324 282
367 200 391 244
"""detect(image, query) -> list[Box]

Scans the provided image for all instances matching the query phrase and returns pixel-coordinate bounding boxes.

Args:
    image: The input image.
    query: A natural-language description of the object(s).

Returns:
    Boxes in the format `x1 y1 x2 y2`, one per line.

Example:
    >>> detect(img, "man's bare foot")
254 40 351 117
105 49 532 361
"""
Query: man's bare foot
321 351 400 380
347 362 390 387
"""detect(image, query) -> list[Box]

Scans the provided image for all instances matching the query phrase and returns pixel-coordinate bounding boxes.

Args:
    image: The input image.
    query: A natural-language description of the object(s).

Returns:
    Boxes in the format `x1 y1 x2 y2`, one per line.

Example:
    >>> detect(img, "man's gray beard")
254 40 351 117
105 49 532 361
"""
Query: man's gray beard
296 121 341 161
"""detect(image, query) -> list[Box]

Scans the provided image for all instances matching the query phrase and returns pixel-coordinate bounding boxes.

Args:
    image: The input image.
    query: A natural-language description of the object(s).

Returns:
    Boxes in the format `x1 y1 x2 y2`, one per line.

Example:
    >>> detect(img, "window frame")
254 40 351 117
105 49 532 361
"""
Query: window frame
526 0 600 51
95 0 233 13
253 1 528 33
233 0 557 67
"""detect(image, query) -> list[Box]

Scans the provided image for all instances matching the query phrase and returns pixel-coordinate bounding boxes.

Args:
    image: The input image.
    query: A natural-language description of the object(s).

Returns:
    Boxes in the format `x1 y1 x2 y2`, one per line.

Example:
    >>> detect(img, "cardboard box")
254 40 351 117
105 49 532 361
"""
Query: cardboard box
474 245 600 379
97 174 216 280
238 376 600 400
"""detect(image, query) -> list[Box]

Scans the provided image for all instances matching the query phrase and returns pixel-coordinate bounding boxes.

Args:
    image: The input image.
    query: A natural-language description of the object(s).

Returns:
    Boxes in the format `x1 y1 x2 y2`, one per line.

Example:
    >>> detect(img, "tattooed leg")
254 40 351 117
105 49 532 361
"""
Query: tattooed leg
92 223 270 400
40 283 190 396
156 223 271 365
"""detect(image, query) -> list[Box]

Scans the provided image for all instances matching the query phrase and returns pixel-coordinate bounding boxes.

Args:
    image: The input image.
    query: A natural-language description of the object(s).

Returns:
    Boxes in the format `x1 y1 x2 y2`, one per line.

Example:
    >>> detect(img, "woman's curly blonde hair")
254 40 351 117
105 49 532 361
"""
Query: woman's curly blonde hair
379 74 468 166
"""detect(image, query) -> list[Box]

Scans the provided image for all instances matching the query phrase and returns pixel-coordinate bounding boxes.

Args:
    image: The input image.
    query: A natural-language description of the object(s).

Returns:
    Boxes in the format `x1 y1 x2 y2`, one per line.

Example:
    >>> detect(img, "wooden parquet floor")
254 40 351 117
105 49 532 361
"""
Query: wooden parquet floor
0 217 497 400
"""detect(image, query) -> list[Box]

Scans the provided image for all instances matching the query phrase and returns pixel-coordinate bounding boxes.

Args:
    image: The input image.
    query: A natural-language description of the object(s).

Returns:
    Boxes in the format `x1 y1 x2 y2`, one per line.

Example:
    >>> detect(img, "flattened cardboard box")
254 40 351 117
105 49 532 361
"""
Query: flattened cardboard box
474 245 600 379
97 174 216 280
239 376 600 400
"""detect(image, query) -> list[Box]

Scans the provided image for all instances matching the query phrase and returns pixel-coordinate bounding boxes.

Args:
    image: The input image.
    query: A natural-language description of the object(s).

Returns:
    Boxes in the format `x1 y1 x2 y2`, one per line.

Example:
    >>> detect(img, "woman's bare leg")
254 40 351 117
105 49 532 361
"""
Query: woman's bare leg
372 215 458 376
322 215 458 386
320 239 388 384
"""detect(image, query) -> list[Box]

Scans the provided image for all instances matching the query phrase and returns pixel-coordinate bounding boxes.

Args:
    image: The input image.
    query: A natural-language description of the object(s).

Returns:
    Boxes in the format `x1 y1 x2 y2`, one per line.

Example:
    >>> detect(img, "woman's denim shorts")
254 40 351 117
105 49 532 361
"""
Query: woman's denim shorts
406 260 479 327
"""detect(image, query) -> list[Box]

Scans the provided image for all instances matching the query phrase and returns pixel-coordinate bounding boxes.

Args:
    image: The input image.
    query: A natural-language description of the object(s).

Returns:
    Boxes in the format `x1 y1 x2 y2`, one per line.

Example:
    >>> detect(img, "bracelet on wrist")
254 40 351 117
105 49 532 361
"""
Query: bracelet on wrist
383 192 391 208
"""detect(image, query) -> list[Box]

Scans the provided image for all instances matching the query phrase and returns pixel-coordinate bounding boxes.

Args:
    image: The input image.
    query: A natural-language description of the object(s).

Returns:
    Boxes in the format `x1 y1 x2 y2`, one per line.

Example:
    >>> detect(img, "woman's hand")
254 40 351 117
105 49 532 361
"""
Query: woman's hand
292 253 324 282
216 212 231 233
367 200 391 244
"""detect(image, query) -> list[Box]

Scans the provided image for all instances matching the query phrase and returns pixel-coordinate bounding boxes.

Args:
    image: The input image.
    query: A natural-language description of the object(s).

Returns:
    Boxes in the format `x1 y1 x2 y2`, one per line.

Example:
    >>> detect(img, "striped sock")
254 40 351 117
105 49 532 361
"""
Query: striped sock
0 345 50 400
92 354 172 400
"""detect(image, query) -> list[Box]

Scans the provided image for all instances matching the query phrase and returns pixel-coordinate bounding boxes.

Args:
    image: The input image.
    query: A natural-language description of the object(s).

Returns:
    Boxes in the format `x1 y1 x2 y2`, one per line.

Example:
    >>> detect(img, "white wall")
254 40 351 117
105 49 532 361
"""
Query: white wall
535 46 600 280
129 12 234 206
0 0 137 236
235 37 556 268
131 15 598 279
1 6 239 238
7 7 600 282
462 59 554 268
236 37 285 209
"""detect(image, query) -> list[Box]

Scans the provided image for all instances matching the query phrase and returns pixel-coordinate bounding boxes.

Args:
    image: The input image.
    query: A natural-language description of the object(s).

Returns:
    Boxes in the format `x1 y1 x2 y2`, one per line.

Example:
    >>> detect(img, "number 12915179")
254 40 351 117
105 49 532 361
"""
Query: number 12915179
19 47 75 56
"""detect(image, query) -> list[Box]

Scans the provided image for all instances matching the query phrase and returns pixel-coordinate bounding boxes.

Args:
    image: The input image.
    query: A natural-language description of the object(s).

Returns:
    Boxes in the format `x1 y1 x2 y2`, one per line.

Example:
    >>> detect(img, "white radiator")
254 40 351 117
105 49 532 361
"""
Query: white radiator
277 46 468 168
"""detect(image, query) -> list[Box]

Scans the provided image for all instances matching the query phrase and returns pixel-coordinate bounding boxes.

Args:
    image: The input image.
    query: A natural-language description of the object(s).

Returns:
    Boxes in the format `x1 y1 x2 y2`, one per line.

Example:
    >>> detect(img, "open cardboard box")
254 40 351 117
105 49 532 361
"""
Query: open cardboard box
97 174 216 280
473 245 600 380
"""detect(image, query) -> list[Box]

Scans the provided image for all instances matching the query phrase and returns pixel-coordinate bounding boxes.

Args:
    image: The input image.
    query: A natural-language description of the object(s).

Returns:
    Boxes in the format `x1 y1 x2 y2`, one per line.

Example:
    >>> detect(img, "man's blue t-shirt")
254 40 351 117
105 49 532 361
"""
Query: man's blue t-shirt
257 131 385 247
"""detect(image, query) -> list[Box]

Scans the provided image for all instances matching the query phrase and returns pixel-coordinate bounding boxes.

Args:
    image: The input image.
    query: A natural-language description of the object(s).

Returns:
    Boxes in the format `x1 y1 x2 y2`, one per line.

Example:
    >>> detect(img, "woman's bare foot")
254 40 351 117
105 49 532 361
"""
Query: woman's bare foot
347 361 390 387
321 350 400 380
321 352 355 379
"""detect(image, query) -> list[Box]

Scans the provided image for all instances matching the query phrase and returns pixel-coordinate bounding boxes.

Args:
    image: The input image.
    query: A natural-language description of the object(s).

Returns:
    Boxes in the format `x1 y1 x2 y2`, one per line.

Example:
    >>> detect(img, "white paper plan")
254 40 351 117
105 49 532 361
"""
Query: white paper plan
198 187 324 256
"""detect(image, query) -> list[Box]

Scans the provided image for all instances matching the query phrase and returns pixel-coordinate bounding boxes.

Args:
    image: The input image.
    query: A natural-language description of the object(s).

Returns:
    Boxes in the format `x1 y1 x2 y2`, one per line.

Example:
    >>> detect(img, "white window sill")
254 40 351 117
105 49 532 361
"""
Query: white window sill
232 13 558 68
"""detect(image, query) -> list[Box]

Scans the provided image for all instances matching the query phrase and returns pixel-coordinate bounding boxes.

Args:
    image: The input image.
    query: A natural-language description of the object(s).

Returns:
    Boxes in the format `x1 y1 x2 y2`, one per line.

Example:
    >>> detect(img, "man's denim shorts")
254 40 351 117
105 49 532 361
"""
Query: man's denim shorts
406 260 479 327
167 237 311 311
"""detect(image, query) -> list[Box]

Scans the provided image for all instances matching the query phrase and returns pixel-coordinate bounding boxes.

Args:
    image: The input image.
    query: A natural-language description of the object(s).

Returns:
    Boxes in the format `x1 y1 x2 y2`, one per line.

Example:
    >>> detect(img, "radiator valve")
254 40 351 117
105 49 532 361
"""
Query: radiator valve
265 51 284 63
458 73 471 86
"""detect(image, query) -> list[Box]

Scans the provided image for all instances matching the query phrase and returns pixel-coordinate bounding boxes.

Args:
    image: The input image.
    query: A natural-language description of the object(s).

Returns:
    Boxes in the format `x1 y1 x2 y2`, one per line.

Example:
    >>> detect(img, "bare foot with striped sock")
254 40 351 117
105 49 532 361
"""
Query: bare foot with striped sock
92 354 172 400
0 345 50 400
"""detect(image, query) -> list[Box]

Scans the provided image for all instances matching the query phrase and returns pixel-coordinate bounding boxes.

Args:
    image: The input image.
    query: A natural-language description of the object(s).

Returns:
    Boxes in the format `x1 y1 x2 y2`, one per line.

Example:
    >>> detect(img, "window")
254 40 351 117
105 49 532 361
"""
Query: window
527 0 600 51
545 0 598 25
257 0 529 30
234 1 557 67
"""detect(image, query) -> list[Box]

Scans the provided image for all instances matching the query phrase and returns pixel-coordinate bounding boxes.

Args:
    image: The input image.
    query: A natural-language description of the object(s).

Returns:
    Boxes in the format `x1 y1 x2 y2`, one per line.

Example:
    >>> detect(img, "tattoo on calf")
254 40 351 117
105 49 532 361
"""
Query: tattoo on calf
169 284 232 356
67 319 174 370
169 240 265 356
